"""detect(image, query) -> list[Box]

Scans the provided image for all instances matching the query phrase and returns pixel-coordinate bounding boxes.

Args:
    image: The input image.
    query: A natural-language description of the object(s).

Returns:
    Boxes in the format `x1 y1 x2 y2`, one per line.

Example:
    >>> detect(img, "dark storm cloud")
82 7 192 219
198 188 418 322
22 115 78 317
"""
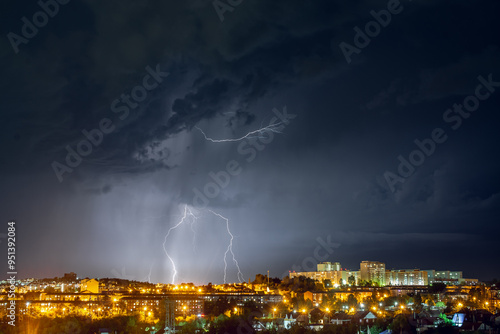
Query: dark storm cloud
0 0 377 179
1 0 500 282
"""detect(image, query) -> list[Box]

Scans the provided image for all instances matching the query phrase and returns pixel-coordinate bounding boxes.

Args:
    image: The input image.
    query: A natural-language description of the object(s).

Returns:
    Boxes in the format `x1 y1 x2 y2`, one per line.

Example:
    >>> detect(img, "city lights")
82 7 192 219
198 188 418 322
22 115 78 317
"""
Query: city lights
3 2 499 333
2 263 497 332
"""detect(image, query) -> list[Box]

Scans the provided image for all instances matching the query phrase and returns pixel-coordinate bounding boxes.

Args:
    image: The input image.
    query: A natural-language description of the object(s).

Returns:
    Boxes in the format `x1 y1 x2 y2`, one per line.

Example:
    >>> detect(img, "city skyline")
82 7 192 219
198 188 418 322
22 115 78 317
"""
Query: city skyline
1 1 500 285
3 257 490 286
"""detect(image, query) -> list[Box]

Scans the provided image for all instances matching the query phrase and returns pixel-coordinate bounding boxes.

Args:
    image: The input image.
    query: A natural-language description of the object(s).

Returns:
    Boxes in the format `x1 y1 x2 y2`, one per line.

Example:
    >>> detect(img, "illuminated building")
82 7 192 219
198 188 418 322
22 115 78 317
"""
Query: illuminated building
425 270 477 285
385 269 428 286
80 279 100 293
289 269 359 286
120 295 203 315
360 261 385 286
317 262 341 272
291 261 480 287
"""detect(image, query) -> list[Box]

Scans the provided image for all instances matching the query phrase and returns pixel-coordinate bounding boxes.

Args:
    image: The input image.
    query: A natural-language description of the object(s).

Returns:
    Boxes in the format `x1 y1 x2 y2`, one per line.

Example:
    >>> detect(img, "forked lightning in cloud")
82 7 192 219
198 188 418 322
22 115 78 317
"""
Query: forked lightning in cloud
195 121 284 143
162 205 244 284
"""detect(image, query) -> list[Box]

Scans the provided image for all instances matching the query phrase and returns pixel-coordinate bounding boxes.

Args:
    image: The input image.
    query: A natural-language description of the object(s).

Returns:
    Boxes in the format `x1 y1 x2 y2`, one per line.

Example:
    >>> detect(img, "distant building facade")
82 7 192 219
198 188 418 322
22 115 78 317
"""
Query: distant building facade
385 269 428 286
317 262 341 272
290 261 478 287
360 261 385 286
80 278 99 293
426 270 462 284
425 270 478 285
63 272 77 281
290 262 359 286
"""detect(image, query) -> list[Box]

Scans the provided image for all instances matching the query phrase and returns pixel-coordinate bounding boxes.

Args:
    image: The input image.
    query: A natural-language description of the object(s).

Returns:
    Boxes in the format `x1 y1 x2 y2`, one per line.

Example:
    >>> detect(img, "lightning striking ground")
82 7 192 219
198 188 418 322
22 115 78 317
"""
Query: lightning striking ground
195 121 284 143
162 205 245 284
209 210 245 283
146 262 154 283
162 205 197 284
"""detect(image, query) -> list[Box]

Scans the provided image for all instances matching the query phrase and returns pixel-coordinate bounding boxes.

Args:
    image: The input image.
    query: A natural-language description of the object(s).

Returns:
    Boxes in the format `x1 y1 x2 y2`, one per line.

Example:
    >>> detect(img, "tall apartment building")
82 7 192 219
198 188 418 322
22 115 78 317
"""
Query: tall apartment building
289 262 476 287
360 261 385 286
290 262 359 286
426 270 463 284
385 269 428 286
289 269 359 286
317 262 341 272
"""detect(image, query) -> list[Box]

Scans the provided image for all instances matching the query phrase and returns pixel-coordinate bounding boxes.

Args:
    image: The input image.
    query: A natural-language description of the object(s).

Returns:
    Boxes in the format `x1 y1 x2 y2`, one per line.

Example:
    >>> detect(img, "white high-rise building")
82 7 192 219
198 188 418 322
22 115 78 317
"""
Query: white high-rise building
317 262 341 272
360 261 386 286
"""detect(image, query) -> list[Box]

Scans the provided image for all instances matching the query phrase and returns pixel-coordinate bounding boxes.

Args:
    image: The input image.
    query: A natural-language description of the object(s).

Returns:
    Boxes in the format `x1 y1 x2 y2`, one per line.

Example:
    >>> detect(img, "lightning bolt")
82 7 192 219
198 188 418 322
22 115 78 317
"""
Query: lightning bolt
209 210 245 283
162 205 244 284
162 205 197 284
146 262 154 283
195 121 284 143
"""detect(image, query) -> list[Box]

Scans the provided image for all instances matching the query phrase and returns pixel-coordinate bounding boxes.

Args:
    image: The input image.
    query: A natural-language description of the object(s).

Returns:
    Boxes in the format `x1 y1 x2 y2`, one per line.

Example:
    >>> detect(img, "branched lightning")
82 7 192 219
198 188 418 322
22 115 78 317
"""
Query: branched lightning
195 121 284 143
209 210 245 283
162 205 197 284
162 205 244 284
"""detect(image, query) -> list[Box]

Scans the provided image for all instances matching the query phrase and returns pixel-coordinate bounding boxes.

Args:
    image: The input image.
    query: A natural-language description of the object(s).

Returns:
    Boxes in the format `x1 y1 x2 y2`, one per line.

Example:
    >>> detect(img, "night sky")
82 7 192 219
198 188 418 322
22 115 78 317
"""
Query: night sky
1 1 499 284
